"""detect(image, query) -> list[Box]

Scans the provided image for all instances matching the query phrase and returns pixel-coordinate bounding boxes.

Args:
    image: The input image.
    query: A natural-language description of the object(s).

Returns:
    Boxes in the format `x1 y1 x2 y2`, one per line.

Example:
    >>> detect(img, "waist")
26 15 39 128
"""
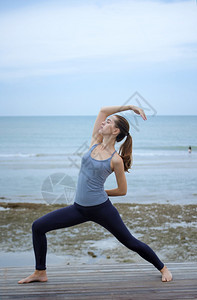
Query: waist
74 191 109 207
74 198 110 208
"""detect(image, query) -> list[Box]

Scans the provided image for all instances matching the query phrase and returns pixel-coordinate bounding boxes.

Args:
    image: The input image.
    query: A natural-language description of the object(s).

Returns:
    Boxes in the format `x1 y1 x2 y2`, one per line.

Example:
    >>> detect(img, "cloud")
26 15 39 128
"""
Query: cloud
0 0 197 79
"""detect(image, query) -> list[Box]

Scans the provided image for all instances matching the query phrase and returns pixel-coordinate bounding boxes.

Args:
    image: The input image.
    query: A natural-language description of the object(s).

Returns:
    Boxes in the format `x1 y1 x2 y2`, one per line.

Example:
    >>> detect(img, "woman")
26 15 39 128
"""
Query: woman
18 105 172 284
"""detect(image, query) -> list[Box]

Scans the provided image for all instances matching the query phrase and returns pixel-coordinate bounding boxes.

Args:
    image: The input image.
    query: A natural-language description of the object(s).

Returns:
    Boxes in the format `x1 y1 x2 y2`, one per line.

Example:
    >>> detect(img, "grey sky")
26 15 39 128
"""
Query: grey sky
0 0 197 116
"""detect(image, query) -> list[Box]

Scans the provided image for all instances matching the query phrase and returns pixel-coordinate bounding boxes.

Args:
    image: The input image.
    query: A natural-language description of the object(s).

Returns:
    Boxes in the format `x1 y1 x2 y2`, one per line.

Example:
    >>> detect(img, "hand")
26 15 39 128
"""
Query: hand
130 105 147 120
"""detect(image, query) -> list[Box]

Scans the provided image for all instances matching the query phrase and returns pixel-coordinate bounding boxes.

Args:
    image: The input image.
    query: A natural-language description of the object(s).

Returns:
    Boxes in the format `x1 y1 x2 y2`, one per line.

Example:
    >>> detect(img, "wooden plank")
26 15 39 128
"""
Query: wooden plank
0 263 197 299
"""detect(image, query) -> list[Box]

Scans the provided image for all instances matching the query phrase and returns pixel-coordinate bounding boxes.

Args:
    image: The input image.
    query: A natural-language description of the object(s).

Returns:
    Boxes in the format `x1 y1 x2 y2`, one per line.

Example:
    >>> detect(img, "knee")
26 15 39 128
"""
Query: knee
129 239 148 253
32 219 42 234
124 237 142 252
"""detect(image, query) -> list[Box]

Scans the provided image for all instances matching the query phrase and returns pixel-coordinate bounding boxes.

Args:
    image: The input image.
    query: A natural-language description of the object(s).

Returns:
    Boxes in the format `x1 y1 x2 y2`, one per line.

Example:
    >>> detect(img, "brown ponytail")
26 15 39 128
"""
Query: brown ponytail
114 114 133 172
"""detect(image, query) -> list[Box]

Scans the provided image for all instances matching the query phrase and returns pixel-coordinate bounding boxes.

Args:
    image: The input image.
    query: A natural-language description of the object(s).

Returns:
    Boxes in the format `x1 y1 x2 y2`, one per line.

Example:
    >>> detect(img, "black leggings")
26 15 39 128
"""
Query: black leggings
32 199 164 271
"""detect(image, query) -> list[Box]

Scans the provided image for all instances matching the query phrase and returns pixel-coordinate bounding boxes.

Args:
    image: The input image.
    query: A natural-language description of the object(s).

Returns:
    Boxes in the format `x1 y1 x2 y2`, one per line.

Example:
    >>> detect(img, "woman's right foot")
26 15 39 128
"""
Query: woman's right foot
160 266 173 282
18 270 48 284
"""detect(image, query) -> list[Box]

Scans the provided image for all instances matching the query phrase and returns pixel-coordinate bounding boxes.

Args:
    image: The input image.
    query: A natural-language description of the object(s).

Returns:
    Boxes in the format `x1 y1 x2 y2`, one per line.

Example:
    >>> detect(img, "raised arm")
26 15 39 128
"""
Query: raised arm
100 105 147 120
89 105 147 148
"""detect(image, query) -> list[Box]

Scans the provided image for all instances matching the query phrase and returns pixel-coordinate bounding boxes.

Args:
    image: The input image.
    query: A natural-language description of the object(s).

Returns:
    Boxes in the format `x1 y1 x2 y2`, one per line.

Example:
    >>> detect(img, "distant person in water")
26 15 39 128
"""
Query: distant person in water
188 146 192 153
18 105 172 284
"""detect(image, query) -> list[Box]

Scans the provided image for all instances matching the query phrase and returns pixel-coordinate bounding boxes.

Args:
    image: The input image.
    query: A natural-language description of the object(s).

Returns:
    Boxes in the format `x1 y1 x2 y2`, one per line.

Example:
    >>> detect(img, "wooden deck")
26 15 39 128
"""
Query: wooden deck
0 262 197 299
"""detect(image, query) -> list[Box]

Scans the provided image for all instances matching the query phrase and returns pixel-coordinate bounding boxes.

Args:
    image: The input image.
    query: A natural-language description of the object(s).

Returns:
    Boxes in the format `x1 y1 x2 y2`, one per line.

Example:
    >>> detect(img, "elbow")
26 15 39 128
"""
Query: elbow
119 185 127 196
100 107 107 114
119 190 127 196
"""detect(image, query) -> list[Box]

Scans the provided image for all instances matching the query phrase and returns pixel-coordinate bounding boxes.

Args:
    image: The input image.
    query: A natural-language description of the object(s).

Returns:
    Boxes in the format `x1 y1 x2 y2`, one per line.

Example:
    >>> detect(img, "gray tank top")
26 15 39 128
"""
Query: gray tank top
74 143 116 206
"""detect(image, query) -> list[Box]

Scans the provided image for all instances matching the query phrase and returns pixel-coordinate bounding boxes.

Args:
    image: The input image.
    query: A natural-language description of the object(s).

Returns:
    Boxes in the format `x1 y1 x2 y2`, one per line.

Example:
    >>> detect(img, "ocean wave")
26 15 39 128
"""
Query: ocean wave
0 147 196 158
0 153 67 158
0 153 37 158
134 152 195 157
135 146 197 152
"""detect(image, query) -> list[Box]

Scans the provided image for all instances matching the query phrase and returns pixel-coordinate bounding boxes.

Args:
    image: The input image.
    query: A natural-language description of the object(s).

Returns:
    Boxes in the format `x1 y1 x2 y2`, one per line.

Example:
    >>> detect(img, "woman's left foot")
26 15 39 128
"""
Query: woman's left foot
160 266 173 282
18 270 48 284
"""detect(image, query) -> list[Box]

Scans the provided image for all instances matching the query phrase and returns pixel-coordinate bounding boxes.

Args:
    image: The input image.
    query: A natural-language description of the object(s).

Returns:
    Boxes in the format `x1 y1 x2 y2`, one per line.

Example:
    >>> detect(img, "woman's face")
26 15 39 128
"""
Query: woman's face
99 116 119 137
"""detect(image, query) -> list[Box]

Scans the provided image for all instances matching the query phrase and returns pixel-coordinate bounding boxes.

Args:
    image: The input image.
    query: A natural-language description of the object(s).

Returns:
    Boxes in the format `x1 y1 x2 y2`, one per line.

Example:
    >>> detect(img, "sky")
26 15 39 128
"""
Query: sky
0 0 197 116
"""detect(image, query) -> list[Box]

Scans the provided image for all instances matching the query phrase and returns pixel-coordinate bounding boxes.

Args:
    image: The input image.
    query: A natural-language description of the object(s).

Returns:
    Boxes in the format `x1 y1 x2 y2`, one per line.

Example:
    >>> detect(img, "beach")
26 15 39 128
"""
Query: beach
0 115 197 268
0 201 196 268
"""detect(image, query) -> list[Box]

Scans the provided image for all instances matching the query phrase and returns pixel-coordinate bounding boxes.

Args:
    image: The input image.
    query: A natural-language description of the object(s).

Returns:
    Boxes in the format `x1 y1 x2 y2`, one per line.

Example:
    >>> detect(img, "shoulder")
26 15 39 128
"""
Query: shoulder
88 142 100 150
88 137 102 149
111 152 124 172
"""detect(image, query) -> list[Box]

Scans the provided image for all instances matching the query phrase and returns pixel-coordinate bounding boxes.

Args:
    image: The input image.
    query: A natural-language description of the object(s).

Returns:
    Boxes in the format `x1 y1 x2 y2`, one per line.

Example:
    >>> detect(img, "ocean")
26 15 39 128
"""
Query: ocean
0 115 196 205
0 115 196 268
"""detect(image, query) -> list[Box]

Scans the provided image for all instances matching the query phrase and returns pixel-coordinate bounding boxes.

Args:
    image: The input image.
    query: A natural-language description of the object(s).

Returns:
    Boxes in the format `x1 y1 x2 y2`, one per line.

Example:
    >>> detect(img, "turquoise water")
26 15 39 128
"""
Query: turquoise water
0 115 197 204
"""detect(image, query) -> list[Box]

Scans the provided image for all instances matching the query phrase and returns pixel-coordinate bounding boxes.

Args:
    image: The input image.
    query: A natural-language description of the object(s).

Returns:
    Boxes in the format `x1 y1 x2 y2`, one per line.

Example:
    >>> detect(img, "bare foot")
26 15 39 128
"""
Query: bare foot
18 270 48 284
160 266 172 282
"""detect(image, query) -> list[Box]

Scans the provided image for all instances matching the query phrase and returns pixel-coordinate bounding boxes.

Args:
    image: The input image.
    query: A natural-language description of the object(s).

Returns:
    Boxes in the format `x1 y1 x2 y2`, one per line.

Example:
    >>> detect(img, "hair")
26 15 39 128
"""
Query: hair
114 114 133 173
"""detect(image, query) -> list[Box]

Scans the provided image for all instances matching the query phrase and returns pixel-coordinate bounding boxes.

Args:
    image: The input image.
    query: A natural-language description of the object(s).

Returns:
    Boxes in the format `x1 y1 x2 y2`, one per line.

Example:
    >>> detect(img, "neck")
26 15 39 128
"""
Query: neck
100 136 116 150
